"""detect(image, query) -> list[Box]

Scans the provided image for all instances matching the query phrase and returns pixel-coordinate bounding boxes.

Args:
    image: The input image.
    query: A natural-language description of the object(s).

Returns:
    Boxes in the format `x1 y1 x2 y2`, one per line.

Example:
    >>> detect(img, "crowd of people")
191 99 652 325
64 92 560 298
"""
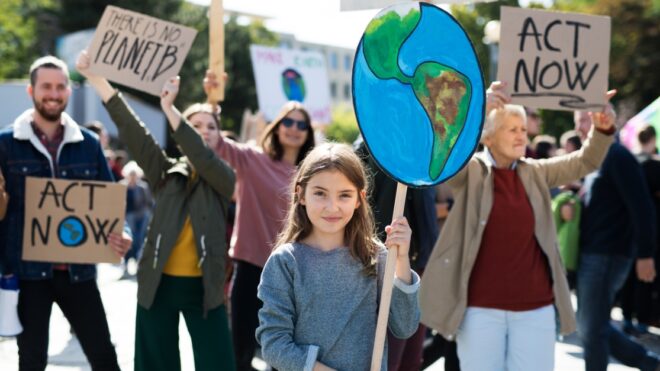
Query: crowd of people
0 50 658 371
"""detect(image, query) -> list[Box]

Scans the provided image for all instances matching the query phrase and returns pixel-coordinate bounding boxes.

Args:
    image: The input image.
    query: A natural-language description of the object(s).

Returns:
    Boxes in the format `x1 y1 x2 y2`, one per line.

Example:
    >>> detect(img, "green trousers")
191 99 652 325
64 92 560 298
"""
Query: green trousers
135 274 236 371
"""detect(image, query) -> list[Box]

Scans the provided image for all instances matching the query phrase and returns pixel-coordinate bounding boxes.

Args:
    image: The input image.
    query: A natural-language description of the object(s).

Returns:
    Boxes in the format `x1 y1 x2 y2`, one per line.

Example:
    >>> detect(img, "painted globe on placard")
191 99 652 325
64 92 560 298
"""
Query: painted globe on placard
352 2 485 187
281 68 306 102
58 216 87 247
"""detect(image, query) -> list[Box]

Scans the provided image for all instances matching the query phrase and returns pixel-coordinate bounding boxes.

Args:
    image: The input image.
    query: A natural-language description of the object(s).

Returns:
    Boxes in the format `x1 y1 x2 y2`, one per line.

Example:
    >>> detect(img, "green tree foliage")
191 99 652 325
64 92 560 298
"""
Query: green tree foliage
452 0 660 141
168 8 279 133
221 17 279 133
450 0 519 84
548 0 660 138
0 0 58 79
57 0 182 32
325 105 360 144
560 0 660 113
0 0 278 136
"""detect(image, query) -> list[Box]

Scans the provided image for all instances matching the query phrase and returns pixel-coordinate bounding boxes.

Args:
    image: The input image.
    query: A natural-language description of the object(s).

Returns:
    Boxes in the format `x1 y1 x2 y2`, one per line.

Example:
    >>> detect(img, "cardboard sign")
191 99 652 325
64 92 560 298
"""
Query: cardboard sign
341 0 492 12
250 45 332 123
497 6 611 111
87 6 197 96
22 177 126 264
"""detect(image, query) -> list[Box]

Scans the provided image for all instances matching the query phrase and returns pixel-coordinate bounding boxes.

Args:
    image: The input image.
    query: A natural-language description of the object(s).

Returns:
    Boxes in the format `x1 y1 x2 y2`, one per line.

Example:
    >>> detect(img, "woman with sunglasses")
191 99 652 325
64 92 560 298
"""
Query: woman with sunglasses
204 71 316 370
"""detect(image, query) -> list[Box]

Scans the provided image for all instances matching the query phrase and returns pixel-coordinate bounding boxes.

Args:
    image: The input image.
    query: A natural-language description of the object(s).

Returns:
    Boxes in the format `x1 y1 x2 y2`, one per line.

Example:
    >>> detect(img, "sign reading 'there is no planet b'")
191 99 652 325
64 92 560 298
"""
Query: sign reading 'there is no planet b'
87 6 197 96
497 6 611 111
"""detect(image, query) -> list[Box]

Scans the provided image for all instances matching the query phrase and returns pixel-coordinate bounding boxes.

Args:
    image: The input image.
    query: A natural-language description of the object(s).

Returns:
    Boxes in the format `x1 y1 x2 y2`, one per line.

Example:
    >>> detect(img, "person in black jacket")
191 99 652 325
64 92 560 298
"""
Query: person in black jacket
575 109 660 371
620 125 660 336
355 138 452 371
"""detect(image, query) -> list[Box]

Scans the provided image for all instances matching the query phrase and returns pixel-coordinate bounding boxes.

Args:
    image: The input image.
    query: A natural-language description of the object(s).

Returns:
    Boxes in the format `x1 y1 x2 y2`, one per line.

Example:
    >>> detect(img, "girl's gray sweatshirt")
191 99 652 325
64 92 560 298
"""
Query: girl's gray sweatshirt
256 242 420 371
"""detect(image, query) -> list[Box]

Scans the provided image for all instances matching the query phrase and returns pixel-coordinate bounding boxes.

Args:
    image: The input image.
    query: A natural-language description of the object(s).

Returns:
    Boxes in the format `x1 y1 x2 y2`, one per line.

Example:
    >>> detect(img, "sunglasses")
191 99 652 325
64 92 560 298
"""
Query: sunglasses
281 117 309 131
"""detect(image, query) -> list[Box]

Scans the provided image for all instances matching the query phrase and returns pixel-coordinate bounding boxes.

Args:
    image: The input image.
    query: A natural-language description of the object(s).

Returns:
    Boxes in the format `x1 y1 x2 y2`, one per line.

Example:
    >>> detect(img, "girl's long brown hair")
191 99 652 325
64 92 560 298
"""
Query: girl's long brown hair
276 143 380 275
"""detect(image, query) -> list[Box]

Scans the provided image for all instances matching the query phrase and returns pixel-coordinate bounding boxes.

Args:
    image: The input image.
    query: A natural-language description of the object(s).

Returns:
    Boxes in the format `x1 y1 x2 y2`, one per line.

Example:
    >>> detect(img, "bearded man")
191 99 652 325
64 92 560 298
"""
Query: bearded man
0 56 132 371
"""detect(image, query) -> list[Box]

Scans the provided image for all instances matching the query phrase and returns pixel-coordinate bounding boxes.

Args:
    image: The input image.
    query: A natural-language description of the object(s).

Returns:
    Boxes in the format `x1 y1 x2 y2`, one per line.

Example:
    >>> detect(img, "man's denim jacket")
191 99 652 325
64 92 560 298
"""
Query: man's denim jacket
0 109 124 282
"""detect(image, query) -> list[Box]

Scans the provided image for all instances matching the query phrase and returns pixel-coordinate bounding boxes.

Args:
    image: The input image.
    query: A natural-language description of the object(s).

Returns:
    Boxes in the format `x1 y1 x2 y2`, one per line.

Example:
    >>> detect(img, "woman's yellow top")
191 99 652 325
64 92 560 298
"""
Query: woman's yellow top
163 216 202 277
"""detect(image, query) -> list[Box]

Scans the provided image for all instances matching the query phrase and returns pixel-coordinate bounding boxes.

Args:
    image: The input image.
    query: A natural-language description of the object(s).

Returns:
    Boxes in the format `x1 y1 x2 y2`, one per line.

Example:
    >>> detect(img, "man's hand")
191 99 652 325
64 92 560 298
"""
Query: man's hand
636 257 656 283
75 49 115 102
202 70 228 99
485 81 511 115
590 90 617 132
108 232 133 258
75 50 96 80
160 76 180 112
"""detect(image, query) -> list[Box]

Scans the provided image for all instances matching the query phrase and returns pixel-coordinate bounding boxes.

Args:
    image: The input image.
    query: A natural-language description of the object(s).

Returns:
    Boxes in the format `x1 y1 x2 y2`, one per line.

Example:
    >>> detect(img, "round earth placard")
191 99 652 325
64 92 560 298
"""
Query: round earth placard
353 2 485 187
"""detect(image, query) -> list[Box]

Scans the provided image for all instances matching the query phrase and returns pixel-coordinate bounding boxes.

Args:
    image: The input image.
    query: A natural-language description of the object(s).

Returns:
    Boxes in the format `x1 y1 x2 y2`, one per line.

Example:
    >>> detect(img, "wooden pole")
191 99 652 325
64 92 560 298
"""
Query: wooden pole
370 182 408 371
208 0 225 103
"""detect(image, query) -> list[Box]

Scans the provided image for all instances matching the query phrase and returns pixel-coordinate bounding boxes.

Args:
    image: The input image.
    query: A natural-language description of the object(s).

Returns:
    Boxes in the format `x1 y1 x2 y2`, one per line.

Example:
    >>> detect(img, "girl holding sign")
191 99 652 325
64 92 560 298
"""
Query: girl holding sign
77 51 236 371
204 71 316 370
256 143 420 371
420 82 617 371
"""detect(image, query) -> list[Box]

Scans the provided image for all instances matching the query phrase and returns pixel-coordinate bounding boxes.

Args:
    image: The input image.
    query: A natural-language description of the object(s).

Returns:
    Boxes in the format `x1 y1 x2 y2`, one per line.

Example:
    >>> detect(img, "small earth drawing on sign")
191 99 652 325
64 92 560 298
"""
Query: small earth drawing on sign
353 2 485 186
281 68 306 102
58 216 87 247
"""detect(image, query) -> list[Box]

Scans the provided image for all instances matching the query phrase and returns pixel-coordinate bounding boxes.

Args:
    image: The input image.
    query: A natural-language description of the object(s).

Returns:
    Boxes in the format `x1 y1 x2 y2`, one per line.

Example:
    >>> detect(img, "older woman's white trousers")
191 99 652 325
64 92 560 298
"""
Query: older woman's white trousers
456 304 556 371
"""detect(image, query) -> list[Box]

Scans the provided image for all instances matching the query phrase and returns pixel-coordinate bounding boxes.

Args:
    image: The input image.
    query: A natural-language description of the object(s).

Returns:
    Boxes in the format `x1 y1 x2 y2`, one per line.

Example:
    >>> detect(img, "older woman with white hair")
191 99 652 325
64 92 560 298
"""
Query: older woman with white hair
420 81 617 371
120 161 153 269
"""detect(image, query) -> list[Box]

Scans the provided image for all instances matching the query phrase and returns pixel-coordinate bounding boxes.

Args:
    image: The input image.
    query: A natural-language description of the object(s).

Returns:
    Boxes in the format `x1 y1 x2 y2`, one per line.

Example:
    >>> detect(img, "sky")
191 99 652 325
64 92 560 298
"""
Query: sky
187 0 552 49
188 0 420 49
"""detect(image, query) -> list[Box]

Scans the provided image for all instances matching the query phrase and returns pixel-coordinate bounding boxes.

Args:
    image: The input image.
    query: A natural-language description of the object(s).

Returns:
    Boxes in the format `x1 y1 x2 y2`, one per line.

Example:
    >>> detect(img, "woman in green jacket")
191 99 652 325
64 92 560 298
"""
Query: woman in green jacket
77 51 236 371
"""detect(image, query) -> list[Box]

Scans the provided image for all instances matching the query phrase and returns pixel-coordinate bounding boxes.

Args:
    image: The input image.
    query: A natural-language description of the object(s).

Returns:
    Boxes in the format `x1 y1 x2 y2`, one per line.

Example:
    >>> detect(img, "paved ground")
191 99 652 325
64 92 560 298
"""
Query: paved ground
1 264 658 371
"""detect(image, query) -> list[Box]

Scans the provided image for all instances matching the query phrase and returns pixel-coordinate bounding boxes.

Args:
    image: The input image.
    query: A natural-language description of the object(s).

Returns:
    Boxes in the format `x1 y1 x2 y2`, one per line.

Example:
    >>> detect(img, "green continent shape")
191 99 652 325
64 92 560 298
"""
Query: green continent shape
363 8 420 84
412 62 471 180
298 78 306 99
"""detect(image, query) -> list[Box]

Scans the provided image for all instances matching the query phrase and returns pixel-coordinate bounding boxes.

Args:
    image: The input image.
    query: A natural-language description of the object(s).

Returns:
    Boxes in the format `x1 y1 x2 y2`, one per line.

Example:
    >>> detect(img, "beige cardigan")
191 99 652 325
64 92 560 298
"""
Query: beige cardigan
419 128 613 339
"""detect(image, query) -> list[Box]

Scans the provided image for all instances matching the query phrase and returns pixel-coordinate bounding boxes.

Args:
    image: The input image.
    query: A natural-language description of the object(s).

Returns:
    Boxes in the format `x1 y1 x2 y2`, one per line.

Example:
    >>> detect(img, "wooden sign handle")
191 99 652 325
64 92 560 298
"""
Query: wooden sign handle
208 0 225 103
370 182 408 371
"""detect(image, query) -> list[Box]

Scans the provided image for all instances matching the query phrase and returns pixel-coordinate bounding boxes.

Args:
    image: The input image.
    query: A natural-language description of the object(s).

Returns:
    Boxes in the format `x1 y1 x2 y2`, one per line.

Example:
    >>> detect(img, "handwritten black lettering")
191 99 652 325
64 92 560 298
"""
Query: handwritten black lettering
81 182 106 210
510 92 604 110
140 42 163 81
159 25 181 43
515 57 539 93
62 182 78 212
514 57 598 93
539 61 562 90
120 39 146 71
31 216 51 246
152 45 178 82
110 37 129 66
564 60 599 90
566 20 590 58
134 40 155 77
544 20 562 52
95 30 117 64
85 216 119 244
106 9 118 28
518 17 542 52
38 181 61 209
142 20 158 39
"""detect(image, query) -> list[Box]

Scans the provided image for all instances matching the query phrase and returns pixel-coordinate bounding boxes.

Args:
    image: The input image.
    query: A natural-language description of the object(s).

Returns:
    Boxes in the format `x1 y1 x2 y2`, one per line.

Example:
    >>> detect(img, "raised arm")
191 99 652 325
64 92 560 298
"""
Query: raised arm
203 70 259 174
160 77 235 199
76 50 170 188
537 91 617 188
